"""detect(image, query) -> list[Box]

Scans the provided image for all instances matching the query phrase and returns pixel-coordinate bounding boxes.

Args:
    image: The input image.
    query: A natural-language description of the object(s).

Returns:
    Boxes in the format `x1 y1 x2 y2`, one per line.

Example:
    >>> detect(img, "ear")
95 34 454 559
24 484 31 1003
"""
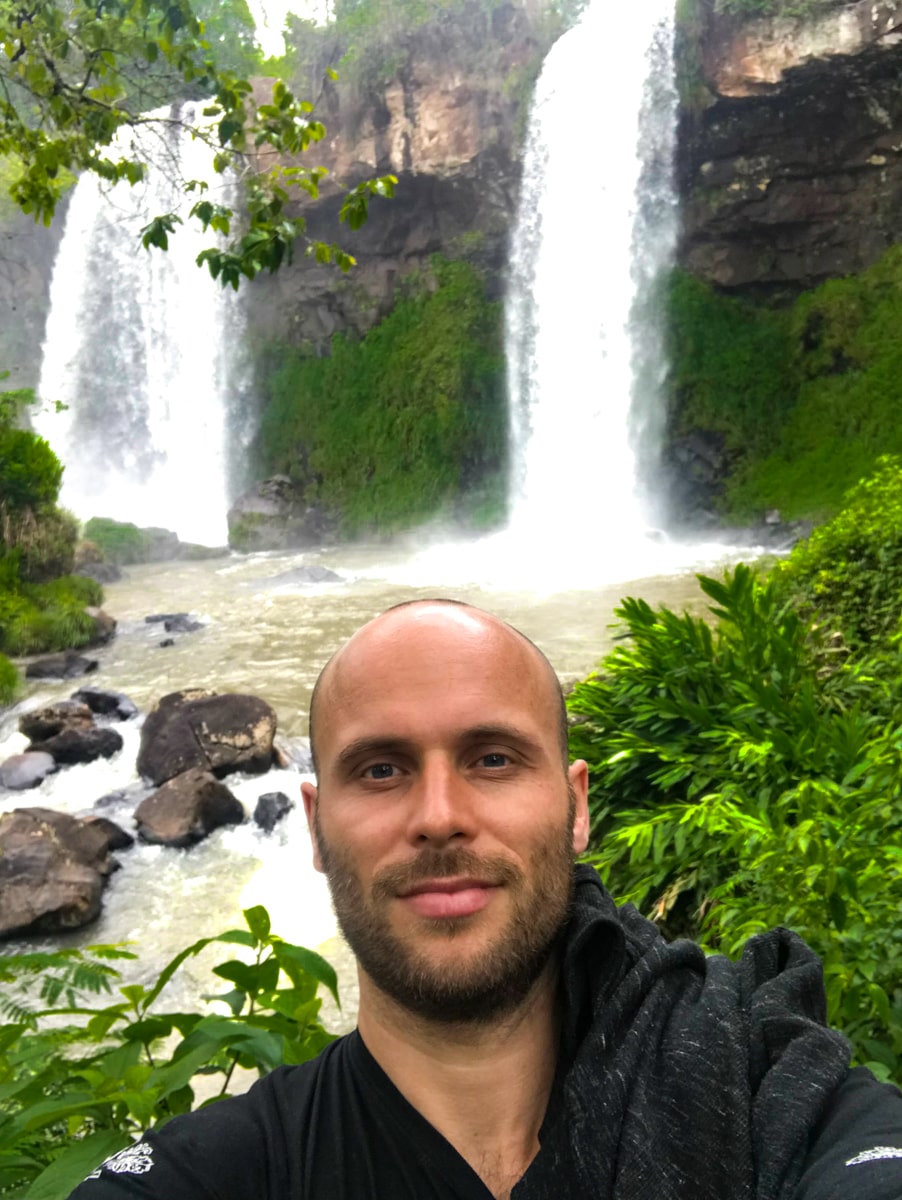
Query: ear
301 781 324 873
568 759 590 855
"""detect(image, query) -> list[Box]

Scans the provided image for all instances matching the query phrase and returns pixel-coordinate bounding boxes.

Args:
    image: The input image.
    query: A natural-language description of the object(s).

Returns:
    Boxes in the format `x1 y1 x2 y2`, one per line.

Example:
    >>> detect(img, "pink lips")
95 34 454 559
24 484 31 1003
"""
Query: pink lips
399 878 498 920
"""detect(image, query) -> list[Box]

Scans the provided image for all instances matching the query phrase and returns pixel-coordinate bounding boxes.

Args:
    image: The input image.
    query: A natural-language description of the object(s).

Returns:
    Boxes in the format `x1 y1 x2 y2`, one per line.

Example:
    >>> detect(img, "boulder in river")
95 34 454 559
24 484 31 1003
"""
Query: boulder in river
82 815 135 852
0 807 118 938
25 651 99 680
137 689 277 786
85 606 117 645
163 615 204 634
0 751 57 791
19 700 94 742
264 565 342 586
29 726 124 766
77 562 124 584
253 791 295 833
134 768 245 847
227 476 337 552
72 686 139 721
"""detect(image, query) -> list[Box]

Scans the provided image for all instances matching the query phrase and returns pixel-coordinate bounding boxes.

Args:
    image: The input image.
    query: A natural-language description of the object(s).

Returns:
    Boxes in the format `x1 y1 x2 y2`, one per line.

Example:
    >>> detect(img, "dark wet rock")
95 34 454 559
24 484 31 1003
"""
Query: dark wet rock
158 639 175 648
227 476 337 553
163 616 204 634
265 565 342 586
19 700 93 742
273 735 314 774
93 782 153 811
85 606 117 645
145 613 190 624
253 791 295 833
25 651 99 680
72 686 139 721
82 815 135 852
137 689 277 786
77 562 124 584
134 768 245 847
30 726 124 766
0 751 57 791
0 807 118 938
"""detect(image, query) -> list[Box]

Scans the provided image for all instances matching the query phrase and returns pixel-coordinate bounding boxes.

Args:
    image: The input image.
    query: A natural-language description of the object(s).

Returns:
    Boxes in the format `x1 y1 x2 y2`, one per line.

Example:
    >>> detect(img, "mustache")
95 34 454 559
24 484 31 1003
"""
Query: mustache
371 848 521 902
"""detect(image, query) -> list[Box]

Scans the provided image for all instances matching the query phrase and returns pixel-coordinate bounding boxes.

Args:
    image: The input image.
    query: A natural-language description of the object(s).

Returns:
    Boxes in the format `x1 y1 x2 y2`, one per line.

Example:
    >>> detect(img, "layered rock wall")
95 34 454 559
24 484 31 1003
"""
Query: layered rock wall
680 0 902 295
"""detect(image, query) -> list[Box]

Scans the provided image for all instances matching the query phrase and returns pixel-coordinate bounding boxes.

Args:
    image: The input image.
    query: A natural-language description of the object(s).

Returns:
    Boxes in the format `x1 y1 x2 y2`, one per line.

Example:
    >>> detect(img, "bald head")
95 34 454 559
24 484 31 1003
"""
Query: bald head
308 600 570 777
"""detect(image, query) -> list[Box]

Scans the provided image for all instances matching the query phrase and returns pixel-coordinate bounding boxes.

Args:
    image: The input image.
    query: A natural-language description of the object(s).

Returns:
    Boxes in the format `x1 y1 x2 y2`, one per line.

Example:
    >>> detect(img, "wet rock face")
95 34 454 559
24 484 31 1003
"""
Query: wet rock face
680 1 902 294
134 768 245 847
136 690 278 786
0 807 118 938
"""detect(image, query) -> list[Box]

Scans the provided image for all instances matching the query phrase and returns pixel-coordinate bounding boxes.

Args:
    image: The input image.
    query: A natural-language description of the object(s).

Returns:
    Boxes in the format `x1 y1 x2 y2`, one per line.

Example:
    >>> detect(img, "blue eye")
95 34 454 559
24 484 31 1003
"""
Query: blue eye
480 753 509 768
364 763 396 779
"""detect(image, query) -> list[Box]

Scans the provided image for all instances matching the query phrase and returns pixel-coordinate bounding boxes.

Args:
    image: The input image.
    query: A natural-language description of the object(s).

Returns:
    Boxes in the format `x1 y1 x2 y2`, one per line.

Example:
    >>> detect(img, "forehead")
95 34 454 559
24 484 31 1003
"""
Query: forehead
315 606 559 756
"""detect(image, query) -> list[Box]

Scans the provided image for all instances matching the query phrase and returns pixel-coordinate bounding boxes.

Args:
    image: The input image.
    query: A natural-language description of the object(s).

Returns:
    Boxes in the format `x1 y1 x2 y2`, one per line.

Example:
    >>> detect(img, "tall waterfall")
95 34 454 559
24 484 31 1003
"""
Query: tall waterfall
36 102 250 547
506 0 679 553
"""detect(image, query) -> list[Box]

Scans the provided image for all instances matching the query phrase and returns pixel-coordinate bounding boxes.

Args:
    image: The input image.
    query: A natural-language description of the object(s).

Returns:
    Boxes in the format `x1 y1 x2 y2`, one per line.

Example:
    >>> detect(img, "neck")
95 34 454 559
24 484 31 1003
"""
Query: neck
357 962 561 1200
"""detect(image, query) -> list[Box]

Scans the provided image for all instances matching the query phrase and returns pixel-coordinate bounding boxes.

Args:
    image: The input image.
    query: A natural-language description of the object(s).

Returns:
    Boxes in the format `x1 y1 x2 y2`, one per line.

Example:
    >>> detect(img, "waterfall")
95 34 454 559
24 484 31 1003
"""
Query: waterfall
505 0 679 553
35 102 250 547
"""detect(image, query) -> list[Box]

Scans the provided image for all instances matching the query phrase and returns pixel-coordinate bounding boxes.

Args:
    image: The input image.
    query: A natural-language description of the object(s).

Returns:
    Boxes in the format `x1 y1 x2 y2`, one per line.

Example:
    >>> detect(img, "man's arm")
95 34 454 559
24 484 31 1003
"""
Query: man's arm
795 1067 902 1199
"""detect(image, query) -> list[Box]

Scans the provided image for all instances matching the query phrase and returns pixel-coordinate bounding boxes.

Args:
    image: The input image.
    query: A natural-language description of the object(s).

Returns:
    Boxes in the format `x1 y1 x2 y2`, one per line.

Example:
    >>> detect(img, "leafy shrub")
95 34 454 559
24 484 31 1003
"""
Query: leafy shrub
0 651 18 705
0 562 104 656
0 906 338 1198
2 504 78 582
570 562 902 1083
82 517 150 565
255 258 505 536
0 428 63 511
775 456 902 649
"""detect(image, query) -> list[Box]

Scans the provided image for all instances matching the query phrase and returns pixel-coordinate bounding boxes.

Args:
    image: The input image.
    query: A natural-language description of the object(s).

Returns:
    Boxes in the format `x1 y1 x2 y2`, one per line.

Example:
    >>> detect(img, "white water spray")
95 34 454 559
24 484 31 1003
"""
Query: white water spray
36 102 250 546
506 0 679 556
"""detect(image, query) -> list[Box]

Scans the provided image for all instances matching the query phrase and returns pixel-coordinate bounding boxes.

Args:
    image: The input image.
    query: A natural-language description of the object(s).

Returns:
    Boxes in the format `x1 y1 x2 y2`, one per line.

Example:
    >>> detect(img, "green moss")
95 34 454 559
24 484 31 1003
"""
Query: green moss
254 258 505 537
669 245 902 521
667 268 794 456
83 517 150 564
0 651 18 706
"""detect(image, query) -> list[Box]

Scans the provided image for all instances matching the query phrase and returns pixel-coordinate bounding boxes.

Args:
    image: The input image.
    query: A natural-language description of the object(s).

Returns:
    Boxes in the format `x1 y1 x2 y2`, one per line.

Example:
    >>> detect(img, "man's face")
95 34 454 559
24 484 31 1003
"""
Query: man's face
302 604 589 1024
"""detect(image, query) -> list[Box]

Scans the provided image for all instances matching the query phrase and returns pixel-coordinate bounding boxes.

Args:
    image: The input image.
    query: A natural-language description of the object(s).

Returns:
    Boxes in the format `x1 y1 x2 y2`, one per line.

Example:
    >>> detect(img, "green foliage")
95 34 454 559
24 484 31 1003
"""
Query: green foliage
714 0 842 15
0 561 103 656
775 456 902 649
569 562 902 1084
255 258 505 535
82 518 149 566
672 246 902 520
0 907 338 1198
0 429 62 512
0 650 18 705
0 0 394 286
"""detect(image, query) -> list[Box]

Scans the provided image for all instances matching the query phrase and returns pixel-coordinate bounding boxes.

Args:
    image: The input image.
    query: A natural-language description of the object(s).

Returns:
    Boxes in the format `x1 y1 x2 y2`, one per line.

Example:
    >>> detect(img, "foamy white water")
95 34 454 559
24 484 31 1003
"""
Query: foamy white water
506 0 679 563
35 102 249 546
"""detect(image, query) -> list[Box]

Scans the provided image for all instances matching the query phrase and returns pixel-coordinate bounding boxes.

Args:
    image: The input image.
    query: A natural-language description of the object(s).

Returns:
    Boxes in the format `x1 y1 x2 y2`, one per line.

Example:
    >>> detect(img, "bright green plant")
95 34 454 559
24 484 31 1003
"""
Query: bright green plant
0 429 63 512
0 561 104 656
774 455 902 649
570 560 902 1084
0 906 338 1198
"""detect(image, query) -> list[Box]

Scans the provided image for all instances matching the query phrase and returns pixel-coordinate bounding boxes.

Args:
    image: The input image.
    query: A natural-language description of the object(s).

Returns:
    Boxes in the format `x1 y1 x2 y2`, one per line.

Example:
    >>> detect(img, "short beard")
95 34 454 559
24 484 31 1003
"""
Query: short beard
314 796 577 1025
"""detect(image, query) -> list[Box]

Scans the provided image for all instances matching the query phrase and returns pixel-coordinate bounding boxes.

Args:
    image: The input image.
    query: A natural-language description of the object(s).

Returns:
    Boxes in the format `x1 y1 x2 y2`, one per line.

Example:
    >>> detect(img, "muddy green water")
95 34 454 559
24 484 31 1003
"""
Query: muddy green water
0 539 733 1028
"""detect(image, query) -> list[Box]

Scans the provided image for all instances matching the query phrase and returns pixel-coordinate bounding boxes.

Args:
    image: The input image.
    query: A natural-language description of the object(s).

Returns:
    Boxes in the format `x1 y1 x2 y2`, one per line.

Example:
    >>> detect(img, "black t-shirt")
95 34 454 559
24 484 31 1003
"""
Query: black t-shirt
69 1033 902 1199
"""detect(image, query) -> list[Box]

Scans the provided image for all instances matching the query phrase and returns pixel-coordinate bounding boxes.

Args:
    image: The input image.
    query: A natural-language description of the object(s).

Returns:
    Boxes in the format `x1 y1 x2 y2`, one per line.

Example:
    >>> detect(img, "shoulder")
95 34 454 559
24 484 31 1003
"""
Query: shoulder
68 1038 352 1199
796 1067 902 1199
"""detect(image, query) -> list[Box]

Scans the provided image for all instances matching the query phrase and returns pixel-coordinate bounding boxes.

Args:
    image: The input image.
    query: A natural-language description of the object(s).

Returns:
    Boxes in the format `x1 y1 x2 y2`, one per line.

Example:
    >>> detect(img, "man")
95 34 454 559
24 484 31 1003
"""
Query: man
73 600 902 1199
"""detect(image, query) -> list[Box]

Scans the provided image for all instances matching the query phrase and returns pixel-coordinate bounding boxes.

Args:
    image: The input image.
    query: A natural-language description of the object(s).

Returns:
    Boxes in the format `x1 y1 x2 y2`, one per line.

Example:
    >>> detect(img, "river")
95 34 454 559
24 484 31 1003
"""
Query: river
0 538 735 1028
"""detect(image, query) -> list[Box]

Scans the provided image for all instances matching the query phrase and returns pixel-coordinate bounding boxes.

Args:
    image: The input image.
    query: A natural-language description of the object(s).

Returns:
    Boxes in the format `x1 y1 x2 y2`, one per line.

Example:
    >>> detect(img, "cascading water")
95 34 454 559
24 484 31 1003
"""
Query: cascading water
35 102 250 546
505 0 679 559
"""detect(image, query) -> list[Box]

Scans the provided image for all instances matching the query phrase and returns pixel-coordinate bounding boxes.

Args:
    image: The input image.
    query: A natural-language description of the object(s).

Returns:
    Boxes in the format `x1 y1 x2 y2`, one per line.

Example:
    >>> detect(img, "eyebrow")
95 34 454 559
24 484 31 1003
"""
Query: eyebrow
334 724 545 770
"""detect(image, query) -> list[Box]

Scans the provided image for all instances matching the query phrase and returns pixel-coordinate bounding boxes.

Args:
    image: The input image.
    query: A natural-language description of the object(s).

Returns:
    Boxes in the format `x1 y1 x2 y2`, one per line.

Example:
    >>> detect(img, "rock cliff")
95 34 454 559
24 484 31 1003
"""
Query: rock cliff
244 1 546 352
679 0 902 295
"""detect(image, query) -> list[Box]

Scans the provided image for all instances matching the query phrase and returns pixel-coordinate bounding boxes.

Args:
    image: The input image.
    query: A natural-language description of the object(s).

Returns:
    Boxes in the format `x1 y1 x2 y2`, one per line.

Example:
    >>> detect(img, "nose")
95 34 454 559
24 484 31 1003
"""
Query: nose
407 754 475 847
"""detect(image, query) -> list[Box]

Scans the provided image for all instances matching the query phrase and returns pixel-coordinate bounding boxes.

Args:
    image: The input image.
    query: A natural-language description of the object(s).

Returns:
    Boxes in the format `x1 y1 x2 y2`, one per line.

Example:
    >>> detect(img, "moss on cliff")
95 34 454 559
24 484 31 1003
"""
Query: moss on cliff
254 257 505 536
669 243 902 520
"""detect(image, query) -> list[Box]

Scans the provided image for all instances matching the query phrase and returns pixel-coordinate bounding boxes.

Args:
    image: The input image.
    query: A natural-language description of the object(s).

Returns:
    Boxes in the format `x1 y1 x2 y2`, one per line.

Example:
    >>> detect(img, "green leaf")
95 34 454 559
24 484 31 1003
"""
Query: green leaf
24 1129 131 1200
